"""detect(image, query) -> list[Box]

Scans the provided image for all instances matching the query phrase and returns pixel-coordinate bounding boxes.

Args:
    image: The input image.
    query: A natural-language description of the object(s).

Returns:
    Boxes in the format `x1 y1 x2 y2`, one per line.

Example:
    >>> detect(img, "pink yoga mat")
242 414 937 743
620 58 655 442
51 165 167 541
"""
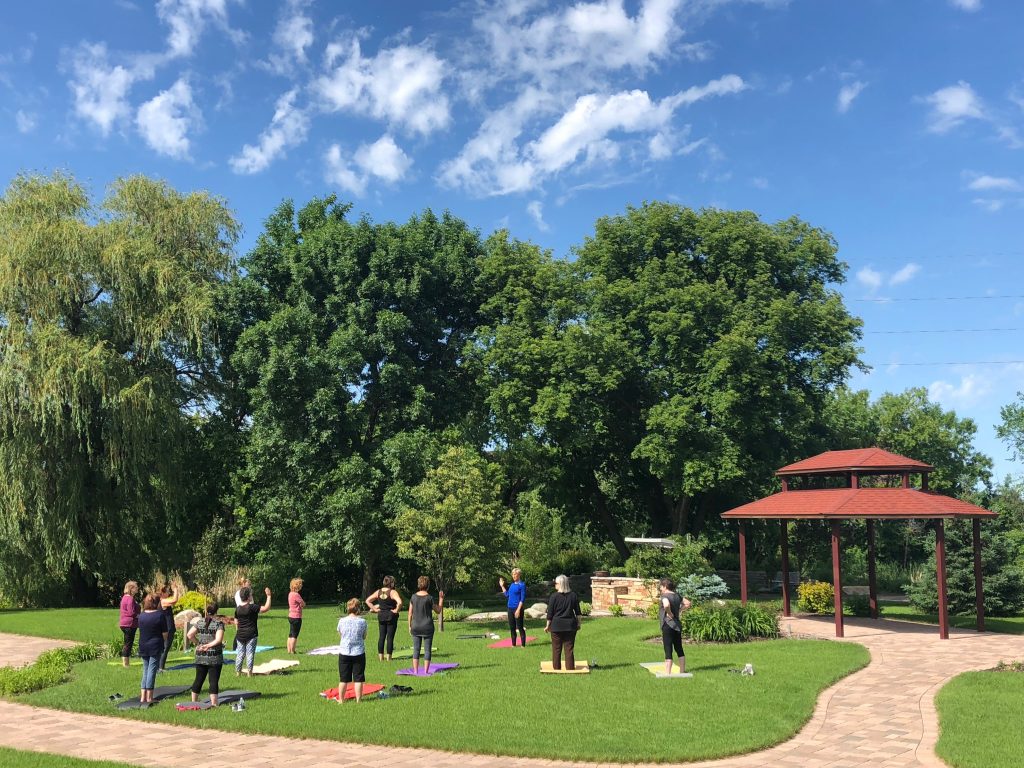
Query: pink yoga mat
395 663 459 676
487 637 537 648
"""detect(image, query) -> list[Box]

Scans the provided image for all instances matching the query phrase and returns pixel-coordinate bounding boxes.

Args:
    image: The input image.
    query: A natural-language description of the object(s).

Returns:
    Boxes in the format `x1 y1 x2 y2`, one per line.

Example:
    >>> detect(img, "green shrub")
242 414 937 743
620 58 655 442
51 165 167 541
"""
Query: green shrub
608 604 624 617
678 573 730 603
797 580 835 614
645 602 660 620
733 604 780 638
843 592 872 617
0 642 109 696
578 601 592 616
681 605 744 642
442 606 473 623
609 567 628 577
174 590 208 615
557 548 596 576
623 536 713 581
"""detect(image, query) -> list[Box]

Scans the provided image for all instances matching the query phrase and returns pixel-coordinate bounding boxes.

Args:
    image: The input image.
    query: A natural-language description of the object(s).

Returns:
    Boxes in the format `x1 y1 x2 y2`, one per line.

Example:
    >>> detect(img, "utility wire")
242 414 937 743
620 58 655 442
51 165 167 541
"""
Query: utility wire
853 294 1024 303
868 360 1024 367
865 328 1020 335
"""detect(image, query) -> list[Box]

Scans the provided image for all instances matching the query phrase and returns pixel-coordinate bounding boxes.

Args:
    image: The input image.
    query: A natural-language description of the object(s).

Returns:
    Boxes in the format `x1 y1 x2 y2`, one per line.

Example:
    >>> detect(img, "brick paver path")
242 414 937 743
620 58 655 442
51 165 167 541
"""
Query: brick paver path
2 618 1023 768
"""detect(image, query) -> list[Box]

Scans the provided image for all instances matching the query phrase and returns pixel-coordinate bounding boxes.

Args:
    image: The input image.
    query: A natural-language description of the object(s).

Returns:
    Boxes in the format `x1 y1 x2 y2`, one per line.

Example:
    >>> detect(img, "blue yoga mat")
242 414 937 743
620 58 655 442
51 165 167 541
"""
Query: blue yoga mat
223 644 274 657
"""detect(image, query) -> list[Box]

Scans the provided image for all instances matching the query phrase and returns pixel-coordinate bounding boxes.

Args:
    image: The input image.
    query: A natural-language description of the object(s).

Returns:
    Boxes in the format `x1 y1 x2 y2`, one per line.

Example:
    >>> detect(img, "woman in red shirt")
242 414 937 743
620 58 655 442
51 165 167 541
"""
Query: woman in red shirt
287 578 306 654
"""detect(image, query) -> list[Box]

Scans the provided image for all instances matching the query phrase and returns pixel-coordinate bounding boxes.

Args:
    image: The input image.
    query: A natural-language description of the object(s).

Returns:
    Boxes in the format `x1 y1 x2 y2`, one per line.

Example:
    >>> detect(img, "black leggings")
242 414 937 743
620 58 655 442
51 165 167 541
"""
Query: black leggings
507 608 526 646
662 625 684 660
191 663 222 696
377 619 398 656
120 627 136 659
159 629 176 670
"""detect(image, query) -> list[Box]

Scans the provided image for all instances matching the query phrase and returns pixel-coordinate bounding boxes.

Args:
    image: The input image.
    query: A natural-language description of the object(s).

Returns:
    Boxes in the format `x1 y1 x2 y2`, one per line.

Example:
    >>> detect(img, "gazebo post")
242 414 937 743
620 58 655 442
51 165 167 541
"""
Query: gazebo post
866 519 878 619
973 518 985 632
739 522 748 606
936 519 949 640
831 521 844 638
780 520 791 617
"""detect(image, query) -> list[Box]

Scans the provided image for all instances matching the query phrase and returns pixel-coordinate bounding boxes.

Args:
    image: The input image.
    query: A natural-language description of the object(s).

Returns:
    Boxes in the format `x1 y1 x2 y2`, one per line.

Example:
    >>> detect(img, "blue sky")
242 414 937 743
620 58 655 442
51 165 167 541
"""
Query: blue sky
2 0 1022 478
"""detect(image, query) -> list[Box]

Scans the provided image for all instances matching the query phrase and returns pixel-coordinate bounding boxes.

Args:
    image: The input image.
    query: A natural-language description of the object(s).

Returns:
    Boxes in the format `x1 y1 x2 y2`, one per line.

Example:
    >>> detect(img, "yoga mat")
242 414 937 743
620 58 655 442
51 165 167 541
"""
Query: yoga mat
396 663 458 677
640 661 684 675
223 644 274 658
392 647 436 659
115 685 191 710
456 634 488 639
251 659 299 675
539 661 590 674
175 690 261 710
487 636 537 649
307 645 343 656
106 656 192 667
165 662 195 671
320 684 385 701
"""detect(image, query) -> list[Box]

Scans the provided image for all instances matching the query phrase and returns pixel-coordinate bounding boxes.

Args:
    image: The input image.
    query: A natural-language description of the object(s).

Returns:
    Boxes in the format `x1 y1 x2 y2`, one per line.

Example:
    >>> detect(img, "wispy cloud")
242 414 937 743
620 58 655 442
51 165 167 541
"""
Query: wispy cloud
264 0 314 75
837 80 866 113
928 372 990 408
526 200 549 231
972 198 1006 212
14 109 36 134
889 263 920 286
229 88 309 173
856 263 920 291
856 267 883 291
923 81 985 133
966 174 1021 192
948 0 981 11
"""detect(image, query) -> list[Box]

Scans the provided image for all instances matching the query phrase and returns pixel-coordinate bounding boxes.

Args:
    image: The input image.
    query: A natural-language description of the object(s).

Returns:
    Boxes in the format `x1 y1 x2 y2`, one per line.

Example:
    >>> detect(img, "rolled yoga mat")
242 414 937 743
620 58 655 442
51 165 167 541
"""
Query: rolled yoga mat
320 684 385 700
487 636 537 649
396 663 458 676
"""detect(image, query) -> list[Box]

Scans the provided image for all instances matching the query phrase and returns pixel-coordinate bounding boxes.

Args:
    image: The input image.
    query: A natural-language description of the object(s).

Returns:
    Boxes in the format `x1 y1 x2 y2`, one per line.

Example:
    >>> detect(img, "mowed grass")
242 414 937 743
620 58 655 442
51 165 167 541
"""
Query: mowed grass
935 670 1024 768
880 604 1024 635
0 748 136 768
2 606 869 763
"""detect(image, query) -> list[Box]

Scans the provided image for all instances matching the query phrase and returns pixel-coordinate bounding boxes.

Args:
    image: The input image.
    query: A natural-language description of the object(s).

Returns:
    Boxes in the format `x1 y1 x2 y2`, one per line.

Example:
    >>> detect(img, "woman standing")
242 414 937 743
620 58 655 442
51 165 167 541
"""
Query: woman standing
336 598 368 703
408 576 443 675
233 585 271 676
365 575 403 661
118 581 141 668
157 582 181 672
186 598 225 707
545 574 583 671
498 568 526 647
659 578 690 675
137 594 167 705
287 578 306 654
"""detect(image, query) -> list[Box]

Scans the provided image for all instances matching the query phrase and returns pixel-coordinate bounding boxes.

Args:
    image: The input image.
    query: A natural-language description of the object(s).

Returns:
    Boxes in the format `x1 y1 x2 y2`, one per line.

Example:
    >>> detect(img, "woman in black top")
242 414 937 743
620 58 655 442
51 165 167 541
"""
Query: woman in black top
366 575 403 661
545 574 583 670
157 582 181 672
234 585 272 676
186 597 225 706
658 577 690 674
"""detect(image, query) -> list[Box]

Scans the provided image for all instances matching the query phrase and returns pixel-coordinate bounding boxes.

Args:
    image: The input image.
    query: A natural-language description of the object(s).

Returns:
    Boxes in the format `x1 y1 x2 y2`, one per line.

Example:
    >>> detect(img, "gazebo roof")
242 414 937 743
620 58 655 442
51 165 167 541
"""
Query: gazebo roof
776 447 933 476
721 487 995 520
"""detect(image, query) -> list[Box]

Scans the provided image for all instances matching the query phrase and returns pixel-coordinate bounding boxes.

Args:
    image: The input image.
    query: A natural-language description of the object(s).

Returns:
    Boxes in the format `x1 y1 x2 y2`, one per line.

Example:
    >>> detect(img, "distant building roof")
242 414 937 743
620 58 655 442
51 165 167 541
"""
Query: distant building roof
776 448 934 476
721 488 994 520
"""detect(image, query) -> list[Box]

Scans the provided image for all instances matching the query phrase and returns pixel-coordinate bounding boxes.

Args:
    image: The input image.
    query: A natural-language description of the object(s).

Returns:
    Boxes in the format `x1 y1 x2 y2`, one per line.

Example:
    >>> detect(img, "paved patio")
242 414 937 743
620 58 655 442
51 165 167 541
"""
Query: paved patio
1 617 1022 767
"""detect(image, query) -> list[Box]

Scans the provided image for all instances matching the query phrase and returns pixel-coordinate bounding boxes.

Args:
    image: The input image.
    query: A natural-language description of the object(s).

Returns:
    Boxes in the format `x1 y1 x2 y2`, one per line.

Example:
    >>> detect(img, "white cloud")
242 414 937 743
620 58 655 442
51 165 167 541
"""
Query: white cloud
324 134 412 196
856 267 883 291
750 176 769 189
966 174 1021 192
837 81 866 113
156 0 242 59
949 0 981 11
889 262 920 286
15 110 36 134
923 81 985 133
928 373 990 408
439 76 743 196
265 0 314 74
972 198 1005 212
135 77 199 159
526 200 549 231
67 42 151 135
315 39 449 135
229 88 309 173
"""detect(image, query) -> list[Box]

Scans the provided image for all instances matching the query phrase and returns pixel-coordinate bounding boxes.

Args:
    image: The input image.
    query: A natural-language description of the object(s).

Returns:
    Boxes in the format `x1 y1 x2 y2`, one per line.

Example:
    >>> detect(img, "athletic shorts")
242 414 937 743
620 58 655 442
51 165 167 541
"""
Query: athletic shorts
338 653 366 683
288 618 302 638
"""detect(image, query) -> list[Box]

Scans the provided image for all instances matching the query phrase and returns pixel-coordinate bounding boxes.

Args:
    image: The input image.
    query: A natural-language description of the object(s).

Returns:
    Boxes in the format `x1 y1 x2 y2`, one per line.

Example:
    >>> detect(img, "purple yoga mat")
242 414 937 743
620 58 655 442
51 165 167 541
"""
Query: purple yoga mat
395 663 459 676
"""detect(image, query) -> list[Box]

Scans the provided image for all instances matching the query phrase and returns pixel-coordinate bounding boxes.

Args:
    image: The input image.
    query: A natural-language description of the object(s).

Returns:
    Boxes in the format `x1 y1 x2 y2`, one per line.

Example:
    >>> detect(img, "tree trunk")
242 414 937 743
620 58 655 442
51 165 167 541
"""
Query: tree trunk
361 556 376 598
68 563 100 606
670 495 692 536
592 476 630 561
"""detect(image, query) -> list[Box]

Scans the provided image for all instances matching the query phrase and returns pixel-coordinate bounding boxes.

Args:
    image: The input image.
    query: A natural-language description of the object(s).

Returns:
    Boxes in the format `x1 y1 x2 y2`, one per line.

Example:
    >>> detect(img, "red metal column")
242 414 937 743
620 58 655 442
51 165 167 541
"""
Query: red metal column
973 518 985 632
739 522 748 606
867 519 878 619
780 520 791 617
831 521 844 638
936 519 949 640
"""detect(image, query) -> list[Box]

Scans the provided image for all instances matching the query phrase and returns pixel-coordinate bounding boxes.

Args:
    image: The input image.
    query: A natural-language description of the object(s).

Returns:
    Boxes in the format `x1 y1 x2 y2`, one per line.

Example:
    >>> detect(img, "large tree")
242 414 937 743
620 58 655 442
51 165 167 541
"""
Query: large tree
0 173 237 604
228 198 485 592
997 392 1024 462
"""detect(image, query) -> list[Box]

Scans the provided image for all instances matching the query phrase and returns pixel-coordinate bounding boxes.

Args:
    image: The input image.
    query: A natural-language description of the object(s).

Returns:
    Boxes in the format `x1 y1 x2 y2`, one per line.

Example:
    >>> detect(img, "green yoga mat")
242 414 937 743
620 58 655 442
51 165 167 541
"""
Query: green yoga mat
107 656 192 667
392 647 437 659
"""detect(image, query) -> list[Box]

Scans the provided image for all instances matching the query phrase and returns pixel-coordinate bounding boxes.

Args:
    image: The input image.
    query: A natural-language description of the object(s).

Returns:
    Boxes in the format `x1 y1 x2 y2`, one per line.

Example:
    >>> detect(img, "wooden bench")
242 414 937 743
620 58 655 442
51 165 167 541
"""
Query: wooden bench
770 572 801 592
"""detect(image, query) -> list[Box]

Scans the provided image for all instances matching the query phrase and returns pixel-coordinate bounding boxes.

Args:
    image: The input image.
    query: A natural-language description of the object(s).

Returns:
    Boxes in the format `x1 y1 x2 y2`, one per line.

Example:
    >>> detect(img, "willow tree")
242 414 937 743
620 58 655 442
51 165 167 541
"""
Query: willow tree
0 173 238 605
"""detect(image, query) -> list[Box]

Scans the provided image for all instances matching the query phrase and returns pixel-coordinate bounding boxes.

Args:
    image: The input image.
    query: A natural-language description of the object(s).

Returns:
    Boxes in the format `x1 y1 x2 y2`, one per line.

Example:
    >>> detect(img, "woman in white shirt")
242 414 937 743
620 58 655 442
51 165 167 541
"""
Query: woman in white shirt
336 598 368 702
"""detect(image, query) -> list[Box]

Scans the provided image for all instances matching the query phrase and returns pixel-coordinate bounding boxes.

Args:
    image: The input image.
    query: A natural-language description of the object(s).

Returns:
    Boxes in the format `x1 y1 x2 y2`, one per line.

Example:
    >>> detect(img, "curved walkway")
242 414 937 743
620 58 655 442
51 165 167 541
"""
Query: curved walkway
1 618 1023 768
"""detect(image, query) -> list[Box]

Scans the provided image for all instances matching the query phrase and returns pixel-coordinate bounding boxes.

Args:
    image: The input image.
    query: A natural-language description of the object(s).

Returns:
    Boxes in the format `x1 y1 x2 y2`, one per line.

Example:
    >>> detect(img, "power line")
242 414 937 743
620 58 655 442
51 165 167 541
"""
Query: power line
853 294 1024 303
868 360 1024 367
865 328 1020 335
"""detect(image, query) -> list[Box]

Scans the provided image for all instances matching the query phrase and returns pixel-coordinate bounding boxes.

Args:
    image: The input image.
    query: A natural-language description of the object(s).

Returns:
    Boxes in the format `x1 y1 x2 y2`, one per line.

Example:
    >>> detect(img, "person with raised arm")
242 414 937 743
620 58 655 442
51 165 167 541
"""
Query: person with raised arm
499 568 526 647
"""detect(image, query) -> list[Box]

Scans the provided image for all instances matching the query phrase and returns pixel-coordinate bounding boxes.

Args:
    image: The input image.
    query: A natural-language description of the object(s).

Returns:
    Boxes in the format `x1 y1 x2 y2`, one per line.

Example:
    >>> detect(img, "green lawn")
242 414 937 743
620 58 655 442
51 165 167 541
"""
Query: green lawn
880 604 1024 635
1 606 869 763
935 669 1024 768
0 748 136 768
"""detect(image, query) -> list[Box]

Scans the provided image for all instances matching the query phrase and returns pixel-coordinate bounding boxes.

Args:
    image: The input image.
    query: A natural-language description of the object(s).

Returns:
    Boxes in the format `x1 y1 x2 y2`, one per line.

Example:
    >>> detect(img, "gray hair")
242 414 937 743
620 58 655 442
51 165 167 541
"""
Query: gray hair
555 574 571 593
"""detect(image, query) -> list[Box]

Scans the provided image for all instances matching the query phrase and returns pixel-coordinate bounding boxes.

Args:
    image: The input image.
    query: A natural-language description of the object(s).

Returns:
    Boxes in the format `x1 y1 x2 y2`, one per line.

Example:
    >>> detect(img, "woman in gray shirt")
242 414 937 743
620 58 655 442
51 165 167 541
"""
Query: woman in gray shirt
408 575 444 675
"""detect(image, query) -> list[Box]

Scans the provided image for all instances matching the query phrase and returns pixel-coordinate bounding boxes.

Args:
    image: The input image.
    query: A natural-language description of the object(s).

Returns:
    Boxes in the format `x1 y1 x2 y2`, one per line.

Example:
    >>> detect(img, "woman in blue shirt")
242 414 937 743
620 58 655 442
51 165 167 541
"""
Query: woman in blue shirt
499 568 527 647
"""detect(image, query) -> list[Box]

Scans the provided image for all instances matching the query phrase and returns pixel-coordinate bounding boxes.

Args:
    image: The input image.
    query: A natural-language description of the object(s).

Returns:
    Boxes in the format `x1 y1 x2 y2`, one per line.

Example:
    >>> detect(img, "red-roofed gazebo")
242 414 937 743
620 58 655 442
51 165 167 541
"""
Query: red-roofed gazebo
722 448 996 639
